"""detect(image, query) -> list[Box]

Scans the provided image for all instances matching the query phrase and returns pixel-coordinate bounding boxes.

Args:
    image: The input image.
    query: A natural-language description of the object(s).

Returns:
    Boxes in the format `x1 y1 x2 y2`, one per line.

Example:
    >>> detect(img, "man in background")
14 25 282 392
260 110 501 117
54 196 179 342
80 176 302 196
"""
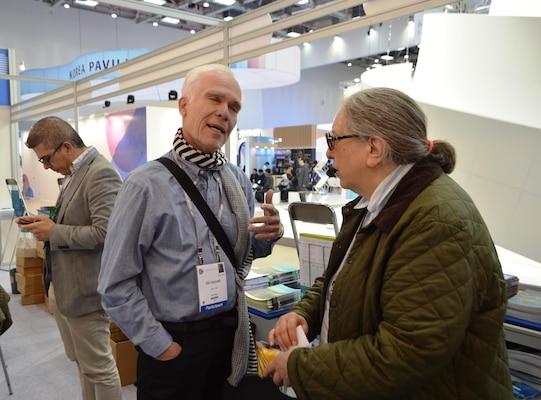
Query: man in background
255 168 274 203
16 116 122 400
296 158 310 202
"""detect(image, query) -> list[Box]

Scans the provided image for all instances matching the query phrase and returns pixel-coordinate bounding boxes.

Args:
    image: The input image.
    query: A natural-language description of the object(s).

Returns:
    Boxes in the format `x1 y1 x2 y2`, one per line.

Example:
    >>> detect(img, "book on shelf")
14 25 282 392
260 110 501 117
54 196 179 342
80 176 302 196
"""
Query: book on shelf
245 284 301 313
244 264 300 291
505 273 520 298
250 264 300 287
244 270 270 291
507 289 541 324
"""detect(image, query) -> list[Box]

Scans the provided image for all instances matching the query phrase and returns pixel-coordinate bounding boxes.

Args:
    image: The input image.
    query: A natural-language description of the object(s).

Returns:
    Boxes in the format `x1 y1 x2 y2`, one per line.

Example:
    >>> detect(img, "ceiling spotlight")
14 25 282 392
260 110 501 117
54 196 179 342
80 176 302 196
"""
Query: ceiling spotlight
367 26 375 36
104 100 111 108
223 13 233 21
381 54 394 61
127 95 135 104
203 2 210 7
64 3 71 8
152 21 158 26
111 13 118 18
168 90 178 100
347 62 352 67
287 26 302 38
19 61 26 72
190 29 195 34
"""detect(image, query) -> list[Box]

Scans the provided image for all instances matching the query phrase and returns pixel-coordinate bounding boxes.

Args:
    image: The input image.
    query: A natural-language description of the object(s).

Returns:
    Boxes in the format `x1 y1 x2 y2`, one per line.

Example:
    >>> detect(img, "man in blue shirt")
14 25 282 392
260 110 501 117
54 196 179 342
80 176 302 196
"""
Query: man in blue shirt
98 64 284 400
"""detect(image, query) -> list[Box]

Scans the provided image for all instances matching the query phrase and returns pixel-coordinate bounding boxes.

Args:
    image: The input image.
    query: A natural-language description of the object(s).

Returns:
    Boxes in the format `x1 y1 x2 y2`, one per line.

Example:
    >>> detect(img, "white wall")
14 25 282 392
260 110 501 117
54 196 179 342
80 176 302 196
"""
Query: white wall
421 103 541 263
412 12 541 263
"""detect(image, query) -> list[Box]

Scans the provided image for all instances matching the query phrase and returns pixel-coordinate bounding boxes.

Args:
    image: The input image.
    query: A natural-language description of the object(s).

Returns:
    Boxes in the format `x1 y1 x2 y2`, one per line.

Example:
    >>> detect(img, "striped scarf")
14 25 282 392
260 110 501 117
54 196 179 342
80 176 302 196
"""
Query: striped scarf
173 128 257 385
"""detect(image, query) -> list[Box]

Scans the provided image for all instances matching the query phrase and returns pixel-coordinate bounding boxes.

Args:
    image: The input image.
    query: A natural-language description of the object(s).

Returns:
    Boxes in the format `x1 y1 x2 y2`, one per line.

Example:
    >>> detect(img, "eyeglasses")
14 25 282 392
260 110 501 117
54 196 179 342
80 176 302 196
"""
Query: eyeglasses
325 132 357 151
38 142 64 165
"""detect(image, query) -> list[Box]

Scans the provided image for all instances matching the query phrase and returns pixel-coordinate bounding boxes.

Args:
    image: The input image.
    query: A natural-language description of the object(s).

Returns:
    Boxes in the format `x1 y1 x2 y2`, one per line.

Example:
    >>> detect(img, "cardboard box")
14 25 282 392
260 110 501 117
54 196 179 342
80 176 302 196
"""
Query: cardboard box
21 293 44 306
15 272 42 287
16 257 43 276
35 241 45 259
15 273 44 296
110 322 129 342
110 339 138 386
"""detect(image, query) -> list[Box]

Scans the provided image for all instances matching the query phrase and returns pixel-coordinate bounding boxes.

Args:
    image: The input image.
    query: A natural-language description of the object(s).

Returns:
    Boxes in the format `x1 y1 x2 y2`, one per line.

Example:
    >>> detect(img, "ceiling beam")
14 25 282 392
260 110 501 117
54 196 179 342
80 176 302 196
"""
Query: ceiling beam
97 0 223 26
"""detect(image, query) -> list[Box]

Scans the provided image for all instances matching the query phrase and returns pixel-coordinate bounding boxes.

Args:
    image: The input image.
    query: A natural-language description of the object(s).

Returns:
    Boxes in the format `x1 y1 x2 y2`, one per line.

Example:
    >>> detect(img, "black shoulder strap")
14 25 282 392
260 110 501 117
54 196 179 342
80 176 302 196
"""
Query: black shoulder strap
156 157 236 266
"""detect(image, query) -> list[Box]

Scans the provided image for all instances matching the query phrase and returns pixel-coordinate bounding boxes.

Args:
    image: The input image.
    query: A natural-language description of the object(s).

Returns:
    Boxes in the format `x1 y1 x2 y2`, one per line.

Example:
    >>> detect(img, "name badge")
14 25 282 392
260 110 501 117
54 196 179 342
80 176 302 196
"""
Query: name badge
196 262 228 313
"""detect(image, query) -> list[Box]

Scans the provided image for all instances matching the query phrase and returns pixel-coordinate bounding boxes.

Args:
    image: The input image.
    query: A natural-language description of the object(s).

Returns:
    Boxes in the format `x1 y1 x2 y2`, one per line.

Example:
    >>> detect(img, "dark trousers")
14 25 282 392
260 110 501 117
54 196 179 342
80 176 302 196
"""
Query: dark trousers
136 310 237 400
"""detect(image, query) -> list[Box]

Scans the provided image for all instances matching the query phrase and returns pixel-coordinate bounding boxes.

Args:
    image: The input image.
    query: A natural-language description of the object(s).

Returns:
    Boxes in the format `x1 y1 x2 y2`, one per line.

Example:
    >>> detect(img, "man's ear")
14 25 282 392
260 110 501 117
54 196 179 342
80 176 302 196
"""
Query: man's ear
366 136 387 168
178 97 187 117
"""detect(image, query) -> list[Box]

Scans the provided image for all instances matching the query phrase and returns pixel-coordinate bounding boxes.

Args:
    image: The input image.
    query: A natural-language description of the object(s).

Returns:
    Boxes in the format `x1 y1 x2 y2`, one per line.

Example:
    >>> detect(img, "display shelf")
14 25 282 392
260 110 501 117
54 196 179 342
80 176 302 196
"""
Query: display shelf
505 323 541 351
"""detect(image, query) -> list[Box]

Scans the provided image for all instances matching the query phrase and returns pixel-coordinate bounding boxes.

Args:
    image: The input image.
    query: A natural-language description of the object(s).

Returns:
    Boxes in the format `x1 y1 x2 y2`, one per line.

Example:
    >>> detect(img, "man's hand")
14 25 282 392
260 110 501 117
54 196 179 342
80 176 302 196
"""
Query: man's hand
249 190 284 241
16 215 55 242
156 342 182 361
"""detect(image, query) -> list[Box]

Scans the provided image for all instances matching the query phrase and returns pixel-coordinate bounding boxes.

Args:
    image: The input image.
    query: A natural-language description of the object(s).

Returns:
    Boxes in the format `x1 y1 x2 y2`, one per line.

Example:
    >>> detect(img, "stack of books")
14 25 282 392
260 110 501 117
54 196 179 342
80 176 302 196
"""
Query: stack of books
245 284 301 314
508 343 541 396
505 274 520 298
244 264 300 291
244 264 301 315
507 289 541 325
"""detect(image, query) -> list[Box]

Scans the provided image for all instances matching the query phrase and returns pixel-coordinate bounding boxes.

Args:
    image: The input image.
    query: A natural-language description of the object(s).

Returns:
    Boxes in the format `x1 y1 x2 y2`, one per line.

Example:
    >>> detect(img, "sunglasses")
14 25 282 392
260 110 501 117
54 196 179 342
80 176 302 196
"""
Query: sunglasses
325 132 357 151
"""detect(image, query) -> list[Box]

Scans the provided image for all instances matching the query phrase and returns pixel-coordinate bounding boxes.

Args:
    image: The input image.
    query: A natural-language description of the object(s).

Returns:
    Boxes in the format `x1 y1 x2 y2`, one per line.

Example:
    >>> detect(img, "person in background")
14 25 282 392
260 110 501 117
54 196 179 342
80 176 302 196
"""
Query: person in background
98 64 284 400
307 161 320 191
250 168 259 185
295 158 309 202
264 87 513 399
255 168 274 203
16 116 122 400
256 168 266 187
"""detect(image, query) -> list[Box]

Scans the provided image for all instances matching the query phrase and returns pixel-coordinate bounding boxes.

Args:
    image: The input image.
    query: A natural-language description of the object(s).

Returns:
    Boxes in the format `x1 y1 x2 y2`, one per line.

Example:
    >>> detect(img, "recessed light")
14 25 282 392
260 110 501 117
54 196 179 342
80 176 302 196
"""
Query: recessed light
143 0 166 5
74 0 99 7
213 0 235 5
162 17 180 24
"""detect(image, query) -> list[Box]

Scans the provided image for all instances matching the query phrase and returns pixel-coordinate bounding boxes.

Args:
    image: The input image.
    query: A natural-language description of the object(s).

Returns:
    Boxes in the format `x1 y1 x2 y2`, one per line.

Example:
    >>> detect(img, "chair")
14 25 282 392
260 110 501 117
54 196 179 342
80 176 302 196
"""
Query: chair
0 179 31 271
288 202 339 256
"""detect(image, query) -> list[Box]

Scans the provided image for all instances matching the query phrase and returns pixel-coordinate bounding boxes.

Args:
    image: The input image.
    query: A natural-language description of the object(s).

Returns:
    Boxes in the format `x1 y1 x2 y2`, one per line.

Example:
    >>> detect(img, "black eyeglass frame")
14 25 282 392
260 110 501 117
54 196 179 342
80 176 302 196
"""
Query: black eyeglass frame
325 132 357 151
38 142 64 165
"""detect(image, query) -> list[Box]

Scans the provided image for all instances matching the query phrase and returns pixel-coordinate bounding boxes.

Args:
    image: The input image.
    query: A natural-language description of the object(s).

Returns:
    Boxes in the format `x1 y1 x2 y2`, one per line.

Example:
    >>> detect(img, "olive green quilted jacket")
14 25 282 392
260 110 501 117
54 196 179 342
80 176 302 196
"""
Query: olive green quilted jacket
288 160 513 400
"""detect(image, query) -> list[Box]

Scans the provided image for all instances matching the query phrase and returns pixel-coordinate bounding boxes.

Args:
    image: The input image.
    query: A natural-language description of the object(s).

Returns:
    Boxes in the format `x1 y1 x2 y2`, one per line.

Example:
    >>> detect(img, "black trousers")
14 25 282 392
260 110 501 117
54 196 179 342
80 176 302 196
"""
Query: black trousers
136 310 237 400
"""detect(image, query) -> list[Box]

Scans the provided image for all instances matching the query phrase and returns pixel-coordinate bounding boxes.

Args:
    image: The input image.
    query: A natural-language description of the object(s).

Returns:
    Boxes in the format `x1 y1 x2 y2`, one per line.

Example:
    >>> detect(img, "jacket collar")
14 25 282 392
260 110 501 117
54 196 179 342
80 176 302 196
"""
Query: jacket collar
372 160 443 234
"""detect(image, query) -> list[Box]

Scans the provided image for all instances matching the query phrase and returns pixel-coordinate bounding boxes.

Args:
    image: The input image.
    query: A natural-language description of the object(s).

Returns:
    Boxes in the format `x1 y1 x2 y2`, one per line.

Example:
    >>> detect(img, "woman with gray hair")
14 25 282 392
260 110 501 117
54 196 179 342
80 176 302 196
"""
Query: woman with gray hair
264 88 513 399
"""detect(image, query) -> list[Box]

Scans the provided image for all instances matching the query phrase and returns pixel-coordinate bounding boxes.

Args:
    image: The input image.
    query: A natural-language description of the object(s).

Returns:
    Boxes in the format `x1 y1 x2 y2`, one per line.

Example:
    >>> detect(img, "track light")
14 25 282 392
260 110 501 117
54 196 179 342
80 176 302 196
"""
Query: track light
127 95 134 104
168 90 178 100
